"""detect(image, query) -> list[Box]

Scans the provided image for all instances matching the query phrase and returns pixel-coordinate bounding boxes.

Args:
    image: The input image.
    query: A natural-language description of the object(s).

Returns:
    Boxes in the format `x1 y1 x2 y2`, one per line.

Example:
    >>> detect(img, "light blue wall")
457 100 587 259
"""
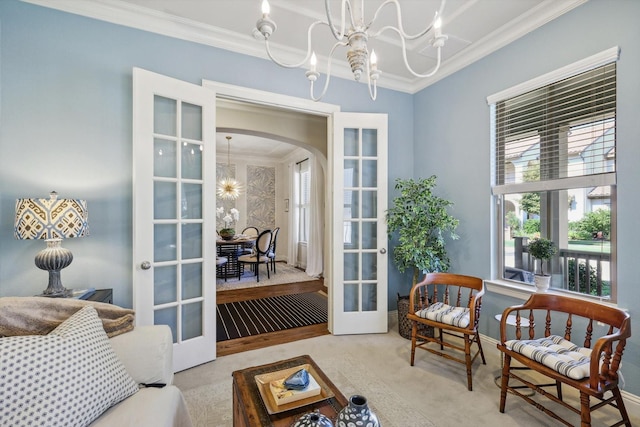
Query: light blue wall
413 0 640 395
0 0 413 306
2 0 639 397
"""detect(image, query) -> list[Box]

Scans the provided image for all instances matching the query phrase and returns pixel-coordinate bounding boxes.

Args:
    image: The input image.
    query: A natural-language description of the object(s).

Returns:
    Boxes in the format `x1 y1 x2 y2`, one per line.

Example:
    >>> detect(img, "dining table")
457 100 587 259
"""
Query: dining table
216 235 257 279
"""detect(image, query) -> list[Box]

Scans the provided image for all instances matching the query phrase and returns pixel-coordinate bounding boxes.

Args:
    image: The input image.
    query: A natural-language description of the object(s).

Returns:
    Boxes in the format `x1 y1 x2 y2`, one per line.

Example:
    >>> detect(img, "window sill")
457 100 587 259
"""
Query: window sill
484 279 624 310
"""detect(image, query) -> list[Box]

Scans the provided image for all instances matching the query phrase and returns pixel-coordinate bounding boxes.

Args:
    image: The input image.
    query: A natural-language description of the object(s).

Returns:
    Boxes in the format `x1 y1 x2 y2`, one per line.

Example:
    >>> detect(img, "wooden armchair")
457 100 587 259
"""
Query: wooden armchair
407 272 486 391
497 293 631 427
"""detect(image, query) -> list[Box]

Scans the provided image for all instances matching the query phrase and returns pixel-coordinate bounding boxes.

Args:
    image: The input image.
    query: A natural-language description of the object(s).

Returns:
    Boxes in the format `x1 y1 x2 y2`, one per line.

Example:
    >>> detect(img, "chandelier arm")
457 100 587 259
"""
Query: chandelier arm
263 20 327 68
392 27 444 78
368 0 446 41
309 41 347 102
324 0 352 41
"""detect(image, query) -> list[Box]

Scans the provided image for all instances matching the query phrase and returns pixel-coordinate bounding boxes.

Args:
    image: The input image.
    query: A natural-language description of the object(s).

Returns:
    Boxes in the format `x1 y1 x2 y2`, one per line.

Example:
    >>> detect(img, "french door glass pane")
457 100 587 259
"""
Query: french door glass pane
154 224 176 262
154 181 177 220
344 128 359 156
155 307 177 344
154 96 177 136
361 222 377 249
154 265 177 305
362 160 377 187
181 102 202 141
362 129 377 156
362 252 377 281
344 283 359 312
182 263 202 299
181 142 202 180
182 302 203 340
362 283 377 311
154 138 177 178
361 190 376 218
344 253 359 280
181 183 202 219
182 223 202 260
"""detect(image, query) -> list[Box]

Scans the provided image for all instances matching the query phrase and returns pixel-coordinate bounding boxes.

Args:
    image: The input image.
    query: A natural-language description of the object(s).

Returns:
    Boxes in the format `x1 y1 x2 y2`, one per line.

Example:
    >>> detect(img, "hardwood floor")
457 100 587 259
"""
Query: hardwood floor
216 270 329 357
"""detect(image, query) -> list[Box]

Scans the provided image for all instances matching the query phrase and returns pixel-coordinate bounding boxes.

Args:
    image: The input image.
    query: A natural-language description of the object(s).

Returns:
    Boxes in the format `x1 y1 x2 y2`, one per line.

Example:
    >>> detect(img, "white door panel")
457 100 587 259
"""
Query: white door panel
331 112 388 335
133 68 217 372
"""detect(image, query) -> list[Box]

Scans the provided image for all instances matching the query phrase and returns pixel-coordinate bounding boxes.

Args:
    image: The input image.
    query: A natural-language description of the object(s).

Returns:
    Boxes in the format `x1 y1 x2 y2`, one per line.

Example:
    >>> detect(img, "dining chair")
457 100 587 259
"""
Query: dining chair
267 226 280 273
215 256 228 282
238 226 259 256
237 229 272 282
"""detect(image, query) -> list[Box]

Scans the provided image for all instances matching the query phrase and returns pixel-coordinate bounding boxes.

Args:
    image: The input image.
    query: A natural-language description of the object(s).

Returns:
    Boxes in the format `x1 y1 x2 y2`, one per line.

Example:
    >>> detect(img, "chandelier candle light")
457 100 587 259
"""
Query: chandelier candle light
217 136 242 200
256 0 448 101
14 191 89 297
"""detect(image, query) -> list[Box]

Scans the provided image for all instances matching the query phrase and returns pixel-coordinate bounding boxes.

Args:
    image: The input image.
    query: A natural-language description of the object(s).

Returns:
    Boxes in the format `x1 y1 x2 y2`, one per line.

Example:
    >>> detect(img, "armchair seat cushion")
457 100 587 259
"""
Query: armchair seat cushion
505 335 592 380
415 302 470 328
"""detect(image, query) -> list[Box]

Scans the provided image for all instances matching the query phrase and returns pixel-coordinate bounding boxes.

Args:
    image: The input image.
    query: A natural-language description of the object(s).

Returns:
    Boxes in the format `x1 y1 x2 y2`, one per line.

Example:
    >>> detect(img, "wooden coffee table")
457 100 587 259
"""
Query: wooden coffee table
232 355 348 426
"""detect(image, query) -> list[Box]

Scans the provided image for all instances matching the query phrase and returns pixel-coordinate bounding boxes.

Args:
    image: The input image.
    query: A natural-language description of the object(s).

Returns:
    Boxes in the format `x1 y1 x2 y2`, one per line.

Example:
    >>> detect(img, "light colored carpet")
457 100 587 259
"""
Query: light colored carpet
174 313 640 427
216 263 318 291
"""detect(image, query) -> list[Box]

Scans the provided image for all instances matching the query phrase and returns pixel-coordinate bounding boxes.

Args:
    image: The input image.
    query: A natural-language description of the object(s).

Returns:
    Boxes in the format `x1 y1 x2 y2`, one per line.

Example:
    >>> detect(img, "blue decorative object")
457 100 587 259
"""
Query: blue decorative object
336 395 379 427
283 368 310 390
291 409 333 427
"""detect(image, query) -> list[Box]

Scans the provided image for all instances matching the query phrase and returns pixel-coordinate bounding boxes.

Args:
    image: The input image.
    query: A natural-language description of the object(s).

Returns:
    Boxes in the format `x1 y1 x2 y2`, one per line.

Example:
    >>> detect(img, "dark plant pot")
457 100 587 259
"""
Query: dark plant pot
396 293 433 340
219 228 235 240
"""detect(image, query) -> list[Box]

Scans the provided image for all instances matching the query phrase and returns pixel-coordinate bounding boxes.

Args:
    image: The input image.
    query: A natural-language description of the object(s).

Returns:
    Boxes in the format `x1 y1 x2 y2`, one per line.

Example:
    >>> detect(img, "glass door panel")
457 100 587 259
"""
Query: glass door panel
133 68 216 371
332 112 387 335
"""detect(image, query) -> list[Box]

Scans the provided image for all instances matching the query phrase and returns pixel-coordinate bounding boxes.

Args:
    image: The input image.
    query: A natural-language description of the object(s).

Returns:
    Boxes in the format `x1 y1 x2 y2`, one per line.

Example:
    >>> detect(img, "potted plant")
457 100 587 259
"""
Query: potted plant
527 237 558 292
217 207 240 240
386 176 459 339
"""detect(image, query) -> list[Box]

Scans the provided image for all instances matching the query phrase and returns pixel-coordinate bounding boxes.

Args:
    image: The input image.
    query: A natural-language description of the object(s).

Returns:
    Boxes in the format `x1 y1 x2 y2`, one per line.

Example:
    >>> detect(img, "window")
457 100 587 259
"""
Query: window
296 159 311 243
489 48 618 301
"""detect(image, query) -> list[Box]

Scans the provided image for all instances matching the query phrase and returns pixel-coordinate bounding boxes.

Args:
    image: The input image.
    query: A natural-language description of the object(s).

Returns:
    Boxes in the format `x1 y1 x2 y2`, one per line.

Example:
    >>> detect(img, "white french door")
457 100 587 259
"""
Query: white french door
330 112 388 335
132 68 217 372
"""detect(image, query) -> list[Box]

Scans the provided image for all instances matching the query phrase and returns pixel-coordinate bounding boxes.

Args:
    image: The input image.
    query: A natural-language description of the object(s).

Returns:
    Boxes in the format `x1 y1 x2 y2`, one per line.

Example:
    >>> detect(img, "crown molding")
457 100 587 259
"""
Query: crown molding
409 0 588 93
22 0 586 95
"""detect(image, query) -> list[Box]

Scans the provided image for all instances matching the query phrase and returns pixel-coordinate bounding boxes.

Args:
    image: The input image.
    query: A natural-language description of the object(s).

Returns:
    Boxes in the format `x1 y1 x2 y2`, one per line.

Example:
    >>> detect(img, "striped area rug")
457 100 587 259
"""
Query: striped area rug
216 292 328 341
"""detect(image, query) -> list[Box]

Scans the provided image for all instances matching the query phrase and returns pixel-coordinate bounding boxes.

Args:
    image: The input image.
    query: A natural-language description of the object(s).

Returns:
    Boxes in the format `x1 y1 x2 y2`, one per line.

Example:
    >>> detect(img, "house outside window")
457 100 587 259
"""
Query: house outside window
489 48 618 301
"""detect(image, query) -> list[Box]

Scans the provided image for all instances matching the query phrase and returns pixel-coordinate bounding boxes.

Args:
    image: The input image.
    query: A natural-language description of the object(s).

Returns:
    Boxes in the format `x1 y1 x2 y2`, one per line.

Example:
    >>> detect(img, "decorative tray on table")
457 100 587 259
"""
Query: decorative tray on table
254 364 335 414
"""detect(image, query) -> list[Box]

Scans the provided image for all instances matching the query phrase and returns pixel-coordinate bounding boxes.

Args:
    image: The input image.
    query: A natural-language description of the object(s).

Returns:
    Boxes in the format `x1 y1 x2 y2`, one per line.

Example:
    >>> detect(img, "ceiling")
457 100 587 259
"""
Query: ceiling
25 0 586 157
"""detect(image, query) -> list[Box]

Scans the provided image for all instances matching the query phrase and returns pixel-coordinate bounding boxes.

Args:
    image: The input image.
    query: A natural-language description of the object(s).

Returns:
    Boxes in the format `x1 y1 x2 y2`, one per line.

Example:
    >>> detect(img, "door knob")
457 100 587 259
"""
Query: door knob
380 248 387 254
140 261 151 270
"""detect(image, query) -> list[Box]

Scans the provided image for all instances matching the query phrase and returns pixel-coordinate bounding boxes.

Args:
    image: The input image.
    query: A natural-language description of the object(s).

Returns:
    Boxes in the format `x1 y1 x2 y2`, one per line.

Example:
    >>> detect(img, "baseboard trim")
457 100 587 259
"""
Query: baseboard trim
481 333 640 409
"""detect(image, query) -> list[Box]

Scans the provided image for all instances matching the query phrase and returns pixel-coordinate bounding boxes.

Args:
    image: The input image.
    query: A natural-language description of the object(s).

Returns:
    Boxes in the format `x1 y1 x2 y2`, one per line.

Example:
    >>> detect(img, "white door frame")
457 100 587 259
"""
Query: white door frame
201 80 341 329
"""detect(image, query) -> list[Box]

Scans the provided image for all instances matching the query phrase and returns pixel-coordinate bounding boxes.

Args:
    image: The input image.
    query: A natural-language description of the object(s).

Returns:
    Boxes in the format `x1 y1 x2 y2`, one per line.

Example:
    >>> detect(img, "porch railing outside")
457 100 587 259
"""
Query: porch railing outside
511 237 611 298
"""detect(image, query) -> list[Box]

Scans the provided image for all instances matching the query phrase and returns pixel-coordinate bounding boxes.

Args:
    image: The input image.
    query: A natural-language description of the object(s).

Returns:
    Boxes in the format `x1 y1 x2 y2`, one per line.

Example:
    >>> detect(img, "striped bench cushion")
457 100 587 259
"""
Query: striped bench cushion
505 335 592 380
415 302 470 328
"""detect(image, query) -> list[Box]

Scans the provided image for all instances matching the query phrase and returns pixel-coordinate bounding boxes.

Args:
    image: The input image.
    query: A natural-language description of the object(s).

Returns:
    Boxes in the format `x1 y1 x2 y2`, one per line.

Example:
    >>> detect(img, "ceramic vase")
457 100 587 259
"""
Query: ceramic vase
534 274 551 292
336 395 379 427
292 409 333 427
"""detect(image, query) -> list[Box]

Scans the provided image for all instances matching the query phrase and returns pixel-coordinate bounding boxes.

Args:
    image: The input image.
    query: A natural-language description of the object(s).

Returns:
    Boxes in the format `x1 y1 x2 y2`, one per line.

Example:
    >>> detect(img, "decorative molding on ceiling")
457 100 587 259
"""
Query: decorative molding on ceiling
23 0 587 95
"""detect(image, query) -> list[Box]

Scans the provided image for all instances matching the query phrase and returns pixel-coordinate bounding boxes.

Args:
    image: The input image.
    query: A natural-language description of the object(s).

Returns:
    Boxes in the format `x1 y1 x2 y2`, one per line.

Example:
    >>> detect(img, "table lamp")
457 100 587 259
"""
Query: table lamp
14 191 89 297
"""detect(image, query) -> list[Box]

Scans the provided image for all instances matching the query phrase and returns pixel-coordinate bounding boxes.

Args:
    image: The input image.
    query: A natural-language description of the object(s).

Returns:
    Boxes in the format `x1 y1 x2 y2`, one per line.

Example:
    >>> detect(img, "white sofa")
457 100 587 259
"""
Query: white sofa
90 325 193 427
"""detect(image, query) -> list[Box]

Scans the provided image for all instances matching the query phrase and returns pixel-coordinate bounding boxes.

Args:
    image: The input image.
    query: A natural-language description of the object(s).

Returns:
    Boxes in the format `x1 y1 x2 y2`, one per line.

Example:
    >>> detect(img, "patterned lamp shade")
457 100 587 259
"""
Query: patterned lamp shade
15 192 89 240
14 192 89 297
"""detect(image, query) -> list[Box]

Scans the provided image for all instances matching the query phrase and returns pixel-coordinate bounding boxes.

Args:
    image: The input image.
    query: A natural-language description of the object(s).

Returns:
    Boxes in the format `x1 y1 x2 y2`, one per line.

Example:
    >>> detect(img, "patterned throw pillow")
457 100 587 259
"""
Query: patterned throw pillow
0 305 139 427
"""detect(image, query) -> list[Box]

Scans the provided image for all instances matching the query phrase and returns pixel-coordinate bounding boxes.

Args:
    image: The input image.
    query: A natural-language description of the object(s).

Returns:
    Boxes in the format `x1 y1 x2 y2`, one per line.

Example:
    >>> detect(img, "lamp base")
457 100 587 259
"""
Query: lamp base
34 239 74 297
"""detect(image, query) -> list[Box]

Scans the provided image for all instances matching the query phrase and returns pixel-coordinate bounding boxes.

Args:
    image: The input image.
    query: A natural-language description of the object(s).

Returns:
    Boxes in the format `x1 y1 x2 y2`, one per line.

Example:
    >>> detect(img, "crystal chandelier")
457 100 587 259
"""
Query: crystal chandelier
217 136 242 200
256 0 448 101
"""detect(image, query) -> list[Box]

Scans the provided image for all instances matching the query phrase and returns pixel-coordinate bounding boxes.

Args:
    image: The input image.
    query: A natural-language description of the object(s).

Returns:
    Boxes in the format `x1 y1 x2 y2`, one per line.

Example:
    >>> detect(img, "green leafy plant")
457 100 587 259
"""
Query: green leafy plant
527 237 558 276
386 176 459 288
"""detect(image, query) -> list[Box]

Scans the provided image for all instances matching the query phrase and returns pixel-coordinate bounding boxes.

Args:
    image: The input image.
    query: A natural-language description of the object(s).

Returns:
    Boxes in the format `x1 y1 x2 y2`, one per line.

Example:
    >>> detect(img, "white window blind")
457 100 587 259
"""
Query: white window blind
491 51 617 195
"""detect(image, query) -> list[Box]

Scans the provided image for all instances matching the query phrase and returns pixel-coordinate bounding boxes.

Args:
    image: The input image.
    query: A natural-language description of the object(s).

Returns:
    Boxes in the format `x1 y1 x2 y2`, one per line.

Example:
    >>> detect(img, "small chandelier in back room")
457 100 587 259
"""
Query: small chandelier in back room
217 136 242 200
255 0 448 101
